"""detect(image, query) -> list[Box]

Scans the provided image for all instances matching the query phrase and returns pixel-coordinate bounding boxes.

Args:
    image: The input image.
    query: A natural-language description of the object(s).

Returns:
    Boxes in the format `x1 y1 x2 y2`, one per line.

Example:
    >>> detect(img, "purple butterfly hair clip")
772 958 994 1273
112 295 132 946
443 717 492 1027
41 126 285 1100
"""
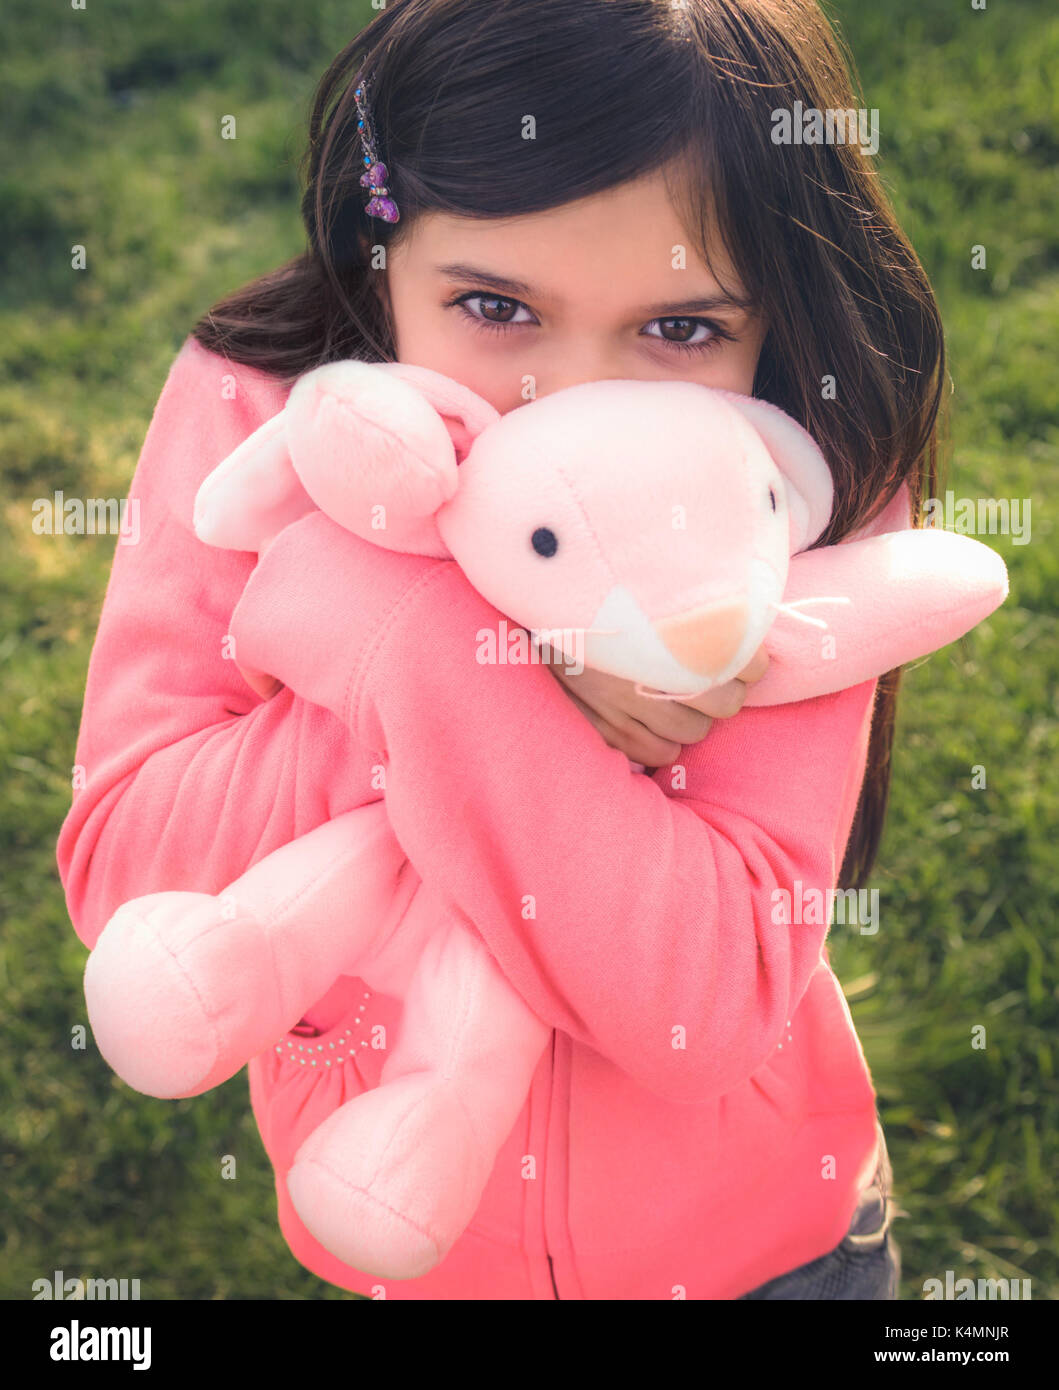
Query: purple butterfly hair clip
354 77 400 224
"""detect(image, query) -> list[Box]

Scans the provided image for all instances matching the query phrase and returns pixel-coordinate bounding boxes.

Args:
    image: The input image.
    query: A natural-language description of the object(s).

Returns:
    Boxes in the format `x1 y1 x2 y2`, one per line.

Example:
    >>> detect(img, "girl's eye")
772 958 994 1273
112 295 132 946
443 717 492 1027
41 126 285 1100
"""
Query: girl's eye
641 317 733 353
451 292 538 328
447 293 735 355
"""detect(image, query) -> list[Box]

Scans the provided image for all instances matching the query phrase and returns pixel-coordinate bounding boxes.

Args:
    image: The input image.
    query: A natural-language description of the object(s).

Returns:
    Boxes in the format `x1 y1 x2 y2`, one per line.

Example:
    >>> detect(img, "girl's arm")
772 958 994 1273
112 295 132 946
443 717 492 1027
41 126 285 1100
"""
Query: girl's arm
228 513 878 1106
56 341 373 950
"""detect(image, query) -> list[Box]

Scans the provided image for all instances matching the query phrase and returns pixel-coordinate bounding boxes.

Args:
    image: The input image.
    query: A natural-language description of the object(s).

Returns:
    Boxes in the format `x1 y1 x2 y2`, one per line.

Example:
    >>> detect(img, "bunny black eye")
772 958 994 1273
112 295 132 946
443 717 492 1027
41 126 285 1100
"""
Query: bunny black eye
768 488 777 512
531 527 559 558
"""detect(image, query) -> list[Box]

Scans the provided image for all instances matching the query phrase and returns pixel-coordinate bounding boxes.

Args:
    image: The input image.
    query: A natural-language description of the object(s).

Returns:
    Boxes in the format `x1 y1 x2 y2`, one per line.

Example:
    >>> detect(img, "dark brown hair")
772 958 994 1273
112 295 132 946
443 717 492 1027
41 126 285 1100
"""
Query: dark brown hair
193 0 944 889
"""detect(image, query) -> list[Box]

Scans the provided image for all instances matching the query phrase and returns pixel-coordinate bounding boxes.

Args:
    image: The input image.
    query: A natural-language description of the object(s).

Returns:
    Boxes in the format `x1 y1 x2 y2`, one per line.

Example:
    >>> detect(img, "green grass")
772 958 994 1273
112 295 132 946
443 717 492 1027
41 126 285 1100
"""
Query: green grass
1 0 1056 1301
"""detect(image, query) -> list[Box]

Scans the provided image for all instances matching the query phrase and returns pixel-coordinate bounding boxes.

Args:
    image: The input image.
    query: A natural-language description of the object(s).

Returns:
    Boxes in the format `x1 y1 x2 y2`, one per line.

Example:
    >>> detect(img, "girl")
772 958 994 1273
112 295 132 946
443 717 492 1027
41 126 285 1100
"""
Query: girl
57 0 938 1299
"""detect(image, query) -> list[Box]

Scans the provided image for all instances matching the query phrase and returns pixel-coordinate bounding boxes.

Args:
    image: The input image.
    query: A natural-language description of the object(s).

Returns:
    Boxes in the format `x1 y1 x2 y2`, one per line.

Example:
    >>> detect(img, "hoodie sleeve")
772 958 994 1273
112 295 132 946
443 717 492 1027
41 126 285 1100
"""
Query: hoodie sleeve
55 340 377 952
228 514 878 1105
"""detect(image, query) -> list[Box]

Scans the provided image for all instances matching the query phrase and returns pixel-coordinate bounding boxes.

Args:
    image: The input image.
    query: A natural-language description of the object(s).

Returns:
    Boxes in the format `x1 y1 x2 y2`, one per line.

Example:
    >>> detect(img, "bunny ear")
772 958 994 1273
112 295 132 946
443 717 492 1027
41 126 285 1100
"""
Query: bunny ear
194 411 316 553
284 361 500 558
372 362 501 462
715 391 833 551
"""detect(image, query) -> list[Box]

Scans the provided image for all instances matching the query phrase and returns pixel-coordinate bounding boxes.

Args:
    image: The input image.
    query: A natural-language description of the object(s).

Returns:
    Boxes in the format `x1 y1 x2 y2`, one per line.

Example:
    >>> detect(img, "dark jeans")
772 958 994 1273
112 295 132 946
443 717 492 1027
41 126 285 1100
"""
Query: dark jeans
738 1124 901 1300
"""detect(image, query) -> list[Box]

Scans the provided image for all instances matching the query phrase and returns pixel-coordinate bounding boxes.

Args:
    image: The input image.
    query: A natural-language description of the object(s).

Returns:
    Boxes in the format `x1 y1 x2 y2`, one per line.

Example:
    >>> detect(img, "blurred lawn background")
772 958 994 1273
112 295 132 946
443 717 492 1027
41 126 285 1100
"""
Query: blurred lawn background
1 0 1056 1301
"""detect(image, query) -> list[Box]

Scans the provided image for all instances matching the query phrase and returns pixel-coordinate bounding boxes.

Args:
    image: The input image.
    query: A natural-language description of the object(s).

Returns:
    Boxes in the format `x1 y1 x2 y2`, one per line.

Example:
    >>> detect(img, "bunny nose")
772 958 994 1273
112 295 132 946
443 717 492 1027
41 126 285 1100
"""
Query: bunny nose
655 600 749 677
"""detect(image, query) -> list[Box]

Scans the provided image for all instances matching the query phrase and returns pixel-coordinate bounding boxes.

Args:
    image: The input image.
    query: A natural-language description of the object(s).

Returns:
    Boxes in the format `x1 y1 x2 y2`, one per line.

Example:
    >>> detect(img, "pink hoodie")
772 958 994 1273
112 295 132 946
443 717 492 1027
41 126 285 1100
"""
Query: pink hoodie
57 336 885 1300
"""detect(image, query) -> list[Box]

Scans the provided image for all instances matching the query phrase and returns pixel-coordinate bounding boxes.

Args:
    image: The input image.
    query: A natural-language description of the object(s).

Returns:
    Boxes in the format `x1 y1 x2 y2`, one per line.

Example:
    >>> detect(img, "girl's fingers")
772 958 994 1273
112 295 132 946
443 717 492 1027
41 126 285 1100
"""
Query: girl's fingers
628 695 713 746
675 678 747 720
551 667 709 762
619 718 685 767
674 645 770 719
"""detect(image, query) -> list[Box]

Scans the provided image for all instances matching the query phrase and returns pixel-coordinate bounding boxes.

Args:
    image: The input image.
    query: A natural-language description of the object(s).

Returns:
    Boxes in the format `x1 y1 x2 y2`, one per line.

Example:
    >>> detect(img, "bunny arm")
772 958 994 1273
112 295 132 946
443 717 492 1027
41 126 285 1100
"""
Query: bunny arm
746 529 1009 708
83 790 547 1108
82 786 550 1169
83 803 414 1099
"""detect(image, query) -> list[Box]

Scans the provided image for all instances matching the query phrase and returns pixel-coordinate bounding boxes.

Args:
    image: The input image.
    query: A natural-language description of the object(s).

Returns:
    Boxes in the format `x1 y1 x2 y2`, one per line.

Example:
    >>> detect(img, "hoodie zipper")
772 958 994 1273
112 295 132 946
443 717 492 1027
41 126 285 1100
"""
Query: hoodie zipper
545 1030 561 1299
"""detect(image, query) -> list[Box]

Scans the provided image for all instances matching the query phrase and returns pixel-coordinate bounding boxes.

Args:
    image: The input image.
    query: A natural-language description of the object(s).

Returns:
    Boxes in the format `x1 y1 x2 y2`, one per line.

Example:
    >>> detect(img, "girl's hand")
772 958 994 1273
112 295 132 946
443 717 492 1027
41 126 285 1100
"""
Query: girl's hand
545 646 769 767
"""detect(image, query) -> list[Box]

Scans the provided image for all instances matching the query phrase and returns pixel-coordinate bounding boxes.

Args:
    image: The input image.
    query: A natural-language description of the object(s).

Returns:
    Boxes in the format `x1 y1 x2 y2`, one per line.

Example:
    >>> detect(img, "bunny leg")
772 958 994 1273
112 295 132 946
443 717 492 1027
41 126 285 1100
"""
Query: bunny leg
84 801 414 1099
287 884 551 1279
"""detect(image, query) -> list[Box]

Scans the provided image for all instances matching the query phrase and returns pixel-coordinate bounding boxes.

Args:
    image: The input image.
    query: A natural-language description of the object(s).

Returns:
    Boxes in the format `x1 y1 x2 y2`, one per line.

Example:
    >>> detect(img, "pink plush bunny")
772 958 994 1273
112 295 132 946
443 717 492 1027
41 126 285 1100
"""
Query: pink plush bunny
82 362 1007 1280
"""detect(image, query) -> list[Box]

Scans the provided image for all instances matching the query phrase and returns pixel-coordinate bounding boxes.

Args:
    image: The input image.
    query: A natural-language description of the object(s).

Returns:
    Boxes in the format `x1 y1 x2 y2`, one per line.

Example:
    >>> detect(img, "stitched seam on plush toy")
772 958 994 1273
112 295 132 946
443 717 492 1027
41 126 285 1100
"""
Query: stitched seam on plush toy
437 927 489 1160
342 561 456 736
150 912 227 1036
330 395 453 488
299 1155 444 1254
257 834 388 1015
551 460 620 593
259 835 385 930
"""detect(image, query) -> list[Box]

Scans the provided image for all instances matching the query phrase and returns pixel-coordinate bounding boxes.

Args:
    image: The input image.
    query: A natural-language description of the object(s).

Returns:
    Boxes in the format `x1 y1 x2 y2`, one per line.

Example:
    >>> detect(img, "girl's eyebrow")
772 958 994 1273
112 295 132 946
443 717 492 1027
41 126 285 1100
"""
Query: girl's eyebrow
435 262 537 297
641 293 753 316
434 261 753 315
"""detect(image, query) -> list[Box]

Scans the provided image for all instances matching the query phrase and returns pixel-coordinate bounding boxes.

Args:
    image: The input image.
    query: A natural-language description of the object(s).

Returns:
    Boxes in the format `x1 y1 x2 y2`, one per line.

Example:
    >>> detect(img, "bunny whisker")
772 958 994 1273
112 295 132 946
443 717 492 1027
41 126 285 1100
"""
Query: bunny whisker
770 596 852 630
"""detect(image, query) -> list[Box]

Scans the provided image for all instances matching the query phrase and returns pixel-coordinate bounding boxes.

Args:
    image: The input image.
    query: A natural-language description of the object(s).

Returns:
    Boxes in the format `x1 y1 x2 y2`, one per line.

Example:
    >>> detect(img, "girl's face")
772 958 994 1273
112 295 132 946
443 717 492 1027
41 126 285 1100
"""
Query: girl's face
378 168 767 415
